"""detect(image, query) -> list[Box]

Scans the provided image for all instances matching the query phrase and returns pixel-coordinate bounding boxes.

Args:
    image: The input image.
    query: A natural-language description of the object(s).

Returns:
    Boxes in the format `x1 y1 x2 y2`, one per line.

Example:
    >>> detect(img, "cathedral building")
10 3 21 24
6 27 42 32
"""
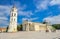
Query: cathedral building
8 5 17 32
22 20 52 32
7 5 52 32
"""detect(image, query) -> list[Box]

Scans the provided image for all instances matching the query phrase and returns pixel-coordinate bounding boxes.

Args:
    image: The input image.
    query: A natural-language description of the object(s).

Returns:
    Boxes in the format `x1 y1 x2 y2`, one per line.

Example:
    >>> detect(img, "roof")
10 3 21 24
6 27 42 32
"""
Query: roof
0 28 6 31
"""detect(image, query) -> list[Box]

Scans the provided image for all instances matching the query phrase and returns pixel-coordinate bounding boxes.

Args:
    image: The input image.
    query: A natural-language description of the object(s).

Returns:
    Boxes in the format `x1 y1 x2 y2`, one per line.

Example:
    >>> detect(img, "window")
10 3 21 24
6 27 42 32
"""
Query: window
12 13 13 16
14 18 15 21
12 9 14 11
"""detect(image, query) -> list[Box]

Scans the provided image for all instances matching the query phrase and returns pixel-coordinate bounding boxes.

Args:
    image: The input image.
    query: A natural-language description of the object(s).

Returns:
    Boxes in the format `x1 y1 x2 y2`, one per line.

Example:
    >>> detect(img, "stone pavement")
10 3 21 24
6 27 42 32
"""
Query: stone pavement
0 30 60 39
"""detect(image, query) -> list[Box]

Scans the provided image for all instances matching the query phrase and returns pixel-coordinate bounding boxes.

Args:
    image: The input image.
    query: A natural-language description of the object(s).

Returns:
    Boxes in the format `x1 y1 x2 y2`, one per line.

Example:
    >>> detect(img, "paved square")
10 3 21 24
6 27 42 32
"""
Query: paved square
0 30 60 39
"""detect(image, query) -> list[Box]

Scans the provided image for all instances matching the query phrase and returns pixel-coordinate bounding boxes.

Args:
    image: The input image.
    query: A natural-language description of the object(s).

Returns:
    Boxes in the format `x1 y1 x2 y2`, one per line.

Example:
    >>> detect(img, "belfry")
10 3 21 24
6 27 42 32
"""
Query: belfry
8 5 17 32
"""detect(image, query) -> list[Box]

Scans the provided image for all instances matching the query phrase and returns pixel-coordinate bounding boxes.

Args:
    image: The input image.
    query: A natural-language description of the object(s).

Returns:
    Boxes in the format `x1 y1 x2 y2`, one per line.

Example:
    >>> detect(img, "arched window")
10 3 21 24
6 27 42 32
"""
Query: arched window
14 18 15 21
12 9 14 11
12 13 13 16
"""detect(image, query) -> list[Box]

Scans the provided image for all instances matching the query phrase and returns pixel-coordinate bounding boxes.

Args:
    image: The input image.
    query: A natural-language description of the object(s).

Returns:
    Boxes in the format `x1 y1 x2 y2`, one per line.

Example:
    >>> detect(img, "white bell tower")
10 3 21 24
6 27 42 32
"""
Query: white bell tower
8 5 17 32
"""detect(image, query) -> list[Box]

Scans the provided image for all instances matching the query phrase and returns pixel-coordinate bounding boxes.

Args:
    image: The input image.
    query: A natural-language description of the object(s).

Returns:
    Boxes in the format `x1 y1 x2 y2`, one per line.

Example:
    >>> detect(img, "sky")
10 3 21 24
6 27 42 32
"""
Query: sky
0 0 60 27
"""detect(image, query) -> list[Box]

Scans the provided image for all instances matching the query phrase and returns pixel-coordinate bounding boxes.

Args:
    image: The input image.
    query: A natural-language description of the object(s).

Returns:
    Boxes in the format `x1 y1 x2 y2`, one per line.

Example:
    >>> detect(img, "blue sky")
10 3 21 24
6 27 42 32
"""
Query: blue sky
0 0 60 27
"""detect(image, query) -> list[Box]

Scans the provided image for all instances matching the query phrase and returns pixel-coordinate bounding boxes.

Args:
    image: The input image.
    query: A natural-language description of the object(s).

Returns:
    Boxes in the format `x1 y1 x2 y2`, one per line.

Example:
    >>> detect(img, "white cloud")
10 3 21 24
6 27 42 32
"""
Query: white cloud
0 17 9 27
14 1 27 11
16 2 33 17
0 16 9 26
34 0 60 12
22 17 39 21
50 0 60 6
34 0 49 12
0 5 12 16
0 20 9 26
0 5 11 26
18 11 34 17
43 15 60 24
18 4 27 11
0 3 27 16
0 17 8 20
38 1 48 9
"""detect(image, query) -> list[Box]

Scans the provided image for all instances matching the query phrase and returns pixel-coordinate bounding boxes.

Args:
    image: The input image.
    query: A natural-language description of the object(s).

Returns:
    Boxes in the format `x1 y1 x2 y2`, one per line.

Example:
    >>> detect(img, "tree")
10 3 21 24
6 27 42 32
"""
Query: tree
52 24 60 29
6 26 9 32
17 24 23 31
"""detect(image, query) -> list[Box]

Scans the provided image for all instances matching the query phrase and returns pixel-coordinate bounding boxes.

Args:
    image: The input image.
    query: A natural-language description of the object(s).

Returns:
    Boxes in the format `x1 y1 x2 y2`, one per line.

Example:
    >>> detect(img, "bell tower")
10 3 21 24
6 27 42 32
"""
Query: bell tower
8 5 17 32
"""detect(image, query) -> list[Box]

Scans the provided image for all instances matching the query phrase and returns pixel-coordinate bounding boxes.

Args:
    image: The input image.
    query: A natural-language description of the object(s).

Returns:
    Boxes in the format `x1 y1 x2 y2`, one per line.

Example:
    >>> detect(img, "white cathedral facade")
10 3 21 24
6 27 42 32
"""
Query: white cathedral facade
22 20 52 32
8 6 17 32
